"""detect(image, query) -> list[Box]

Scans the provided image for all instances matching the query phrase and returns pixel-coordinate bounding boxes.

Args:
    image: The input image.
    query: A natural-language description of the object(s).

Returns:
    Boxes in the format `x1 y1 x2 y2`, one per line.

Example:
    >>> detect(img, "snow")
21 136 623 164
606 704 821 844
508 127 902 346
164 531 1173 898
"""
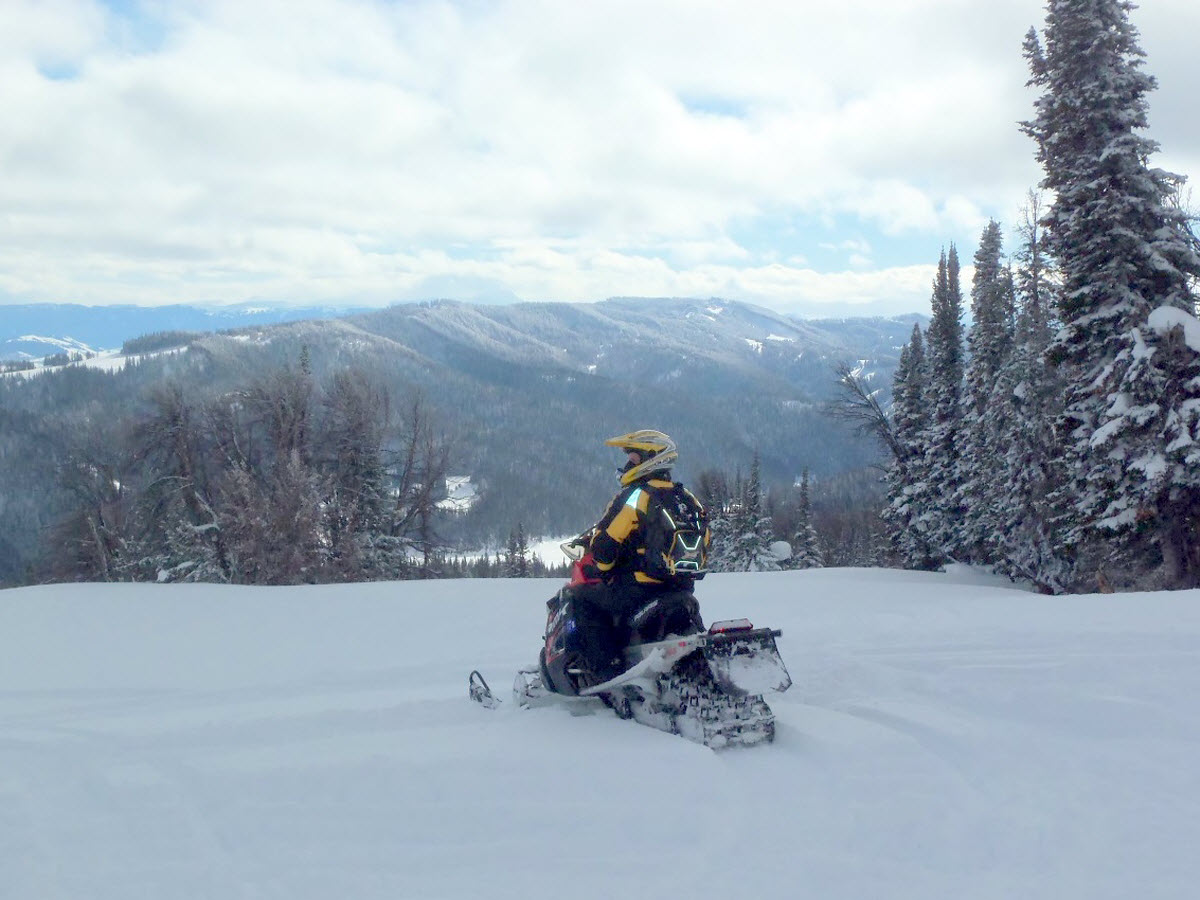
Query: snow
437 475 479 513
3 569 1200 899
13 334 95 353
526 534 584 566
1130 451 1168 480
1148 305 1200 353
0 347 188 380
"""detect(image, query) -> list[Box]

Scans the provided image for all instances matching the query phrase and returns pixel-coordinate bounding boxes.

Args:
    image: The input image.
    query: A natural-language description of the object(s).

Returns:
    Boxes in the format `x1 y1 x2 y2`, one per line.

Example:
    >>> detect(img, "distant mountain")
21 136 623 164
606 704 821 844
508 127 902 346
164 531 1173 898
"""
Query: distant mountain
346 297 920 400
0 302 374 361
0 297 922 582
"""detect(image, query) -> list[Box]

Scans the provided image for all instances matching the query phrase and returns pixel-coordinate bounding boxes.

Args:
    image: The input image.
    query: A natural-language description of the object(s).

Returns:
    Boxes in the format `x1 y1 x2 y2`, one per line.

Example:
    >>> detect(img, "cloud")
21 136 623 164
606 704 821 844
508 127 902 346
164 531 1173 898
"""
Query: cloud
0 0 1196 315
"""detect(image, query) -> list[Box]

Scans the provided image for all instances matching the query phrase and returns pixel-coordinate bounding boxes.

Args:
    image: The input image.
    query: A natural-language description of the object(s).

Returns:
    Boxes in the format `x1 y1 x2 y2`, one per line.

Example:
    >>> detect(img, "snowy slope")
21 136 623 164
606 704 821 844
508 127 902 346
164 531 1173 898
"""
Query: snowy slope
0 347 190 380
3 568 1200 900
0 334 98 362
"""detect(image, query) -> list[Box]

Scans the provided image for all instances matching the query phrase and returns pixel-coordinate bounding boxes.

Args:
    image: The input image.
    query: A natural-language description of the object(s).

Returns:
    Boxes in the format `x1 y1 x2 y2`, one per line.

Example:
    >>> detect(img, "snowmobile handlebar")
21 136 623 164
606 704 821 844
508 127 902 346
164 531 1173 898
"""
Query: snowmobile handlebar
559 530 594 561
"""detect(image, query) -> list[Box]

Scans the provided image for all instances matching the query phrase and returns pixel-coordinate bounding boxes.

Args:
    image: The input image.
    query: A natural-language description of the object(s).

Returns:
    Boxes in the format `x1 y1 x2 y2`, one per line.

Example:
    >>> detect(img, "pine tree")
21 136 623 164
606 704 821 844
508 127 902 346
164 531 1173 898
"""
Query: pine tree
695 468 734 571
883 324 939 568
1012 191 1058 347
964 223 1015 416
705 457 779 573
724 454 780 572
885 247 966 571
504 523 529 577
317 370 395 580
129 383 228 581
987 193 1070 592
922 247 967 560
788 469 823 569
956 221 1016 563
991 289 1069 592
516 523 529 577
1024 0 1200 588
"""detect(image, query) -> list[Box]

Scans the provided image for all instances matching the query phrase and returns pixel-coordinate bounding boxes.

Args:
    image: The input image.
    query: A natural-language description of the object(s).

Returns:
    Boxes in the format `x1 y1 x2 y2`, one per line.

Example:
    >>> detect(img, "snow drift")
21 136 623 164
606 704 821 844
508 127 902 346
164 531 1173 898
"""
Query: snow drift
2 567 1199 899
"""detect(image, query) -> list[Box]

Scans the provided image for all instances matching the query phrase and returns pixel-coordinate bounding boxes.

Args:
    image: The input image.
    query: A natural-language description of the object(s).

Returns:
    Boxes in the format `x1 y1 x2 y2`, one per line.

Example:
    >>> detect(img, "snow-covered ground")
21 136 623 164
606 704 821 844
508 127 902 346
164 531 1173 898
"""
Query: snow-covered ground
0 346 187 379
3 567 1200 899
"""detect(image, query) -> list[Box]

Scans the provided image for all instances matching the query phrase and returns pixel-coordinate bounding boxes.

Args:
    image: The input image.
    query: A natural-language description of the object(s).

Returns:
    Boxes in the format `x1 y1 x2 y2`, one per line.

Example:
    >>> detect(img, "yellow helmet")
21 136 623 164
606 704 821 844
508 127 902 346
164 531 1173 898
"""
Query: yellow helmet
605 430 678 485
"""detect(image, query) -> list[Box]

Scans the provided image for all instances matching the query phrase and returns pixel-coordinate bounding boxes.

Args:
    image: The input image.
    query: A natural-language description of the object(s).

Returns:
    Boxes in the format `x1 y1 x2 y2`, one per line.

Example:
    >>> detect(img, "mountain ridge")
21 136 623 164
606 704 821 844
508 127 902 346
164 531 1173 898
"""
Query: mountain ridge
0 297 921 580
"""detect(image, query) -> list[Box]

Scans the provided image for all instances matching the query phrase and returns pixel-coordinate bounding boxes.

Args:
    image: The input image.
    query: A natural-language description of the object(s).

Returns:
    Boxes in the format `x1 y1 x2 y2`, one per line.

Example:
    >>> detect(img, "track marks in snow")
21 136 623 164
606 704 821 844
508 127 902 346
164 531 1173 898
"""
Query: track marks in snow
826 701 985 794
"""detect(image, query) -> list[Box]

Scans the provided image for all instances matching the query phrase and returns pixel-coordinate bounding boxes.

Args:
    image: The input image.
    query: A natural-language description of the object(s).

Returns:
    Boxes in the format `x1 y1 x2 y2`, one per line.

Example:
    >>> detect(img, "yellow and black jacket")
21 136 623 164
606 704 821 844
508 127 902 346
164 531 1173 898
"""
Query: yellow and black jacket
590 475 710 586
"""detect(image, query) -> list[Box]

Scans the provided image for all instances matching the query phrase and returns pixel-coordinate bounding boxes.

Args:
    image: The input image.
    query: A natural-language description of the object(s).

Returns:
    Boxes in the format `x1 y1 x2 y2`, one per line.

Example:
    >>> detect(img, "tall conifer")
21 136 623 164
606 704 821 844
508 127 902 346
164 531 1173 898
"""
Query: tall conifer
956 222 1016 563
884 324 939 568
1024 0 1200 587
922 247 966 560
789 469 824 570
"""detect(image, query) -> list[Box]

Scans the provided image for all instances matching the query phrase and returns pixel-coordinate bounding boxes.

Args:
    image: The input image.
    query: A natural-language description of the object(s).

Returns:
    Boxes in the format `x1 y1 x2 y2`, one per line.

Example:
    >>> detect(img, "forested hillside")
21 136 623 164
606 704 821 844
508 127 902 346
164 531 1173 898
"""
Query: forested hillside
864 3 1200 593
0 298 907 585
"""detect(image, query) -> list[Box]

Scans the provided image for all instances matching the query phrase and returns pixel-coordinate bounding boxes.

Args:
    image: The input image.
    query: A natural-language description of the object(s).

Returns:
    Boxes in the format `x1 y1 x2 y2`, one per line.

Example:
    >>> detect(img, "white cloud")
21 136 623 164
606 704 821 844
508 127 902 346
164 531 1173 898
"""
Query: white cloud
1 0 1196 315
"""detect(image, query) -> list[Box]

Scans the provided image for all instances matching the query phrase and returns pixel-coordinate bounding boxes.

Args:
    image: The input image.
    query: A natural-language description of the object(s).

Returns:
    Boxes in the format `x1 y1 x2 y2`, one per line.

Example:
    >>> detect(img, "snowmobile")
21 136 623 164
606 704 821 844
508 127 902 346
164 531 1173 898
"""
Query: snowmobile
469 534 792 748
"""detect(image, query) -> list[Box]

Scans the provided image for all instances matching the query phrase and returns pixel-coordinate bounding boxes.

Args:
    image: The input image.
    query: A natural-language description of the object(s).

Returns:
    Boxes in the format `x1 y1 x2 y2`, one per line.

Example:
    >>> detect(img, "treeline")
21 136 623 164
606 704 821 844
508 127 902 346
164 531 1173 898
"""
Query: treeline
42 351 95 367
0 350 96 373
441 524 570 579
45 358 456 585
121 330 205 355
841 1 1200 592
689 457 884 573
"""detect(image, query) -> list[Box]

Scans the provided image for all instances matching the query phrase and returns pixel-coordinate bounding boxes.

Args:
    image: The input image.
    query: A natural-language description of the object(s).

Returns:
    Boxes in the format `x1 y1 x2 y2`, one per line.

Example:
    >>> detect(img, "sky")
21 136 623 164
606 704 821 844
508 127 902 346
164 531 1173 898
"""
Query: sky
3 0 1198 318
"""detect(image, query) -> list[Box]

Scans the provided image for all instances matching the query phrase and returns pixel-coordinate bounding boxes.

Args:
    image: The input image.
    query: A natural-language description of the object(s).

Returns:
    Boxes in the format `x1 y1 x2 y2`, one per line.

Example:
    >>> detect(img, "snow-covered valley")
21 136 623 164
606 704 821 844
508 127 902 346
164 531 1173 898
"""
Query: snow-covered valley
3 567 1199 899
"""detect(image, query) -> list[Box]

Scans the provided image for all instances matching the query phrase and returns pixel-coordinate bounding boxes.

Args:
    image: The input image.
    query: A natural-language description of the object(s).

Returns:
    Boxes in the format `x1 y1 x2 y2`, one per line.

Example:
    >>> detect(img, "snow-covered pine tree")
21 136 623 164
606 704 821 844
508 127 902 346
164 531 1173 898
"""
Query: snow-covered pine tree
788 469 823 569
517 524 529 577
504 529 518 576
504 524 529 577
711 454 779 572
889 250 965 566
1012 191 1058 346
125 383 229 583
993 293 1069 591
740 454 781 572
706 474 742 574
883 324 940 568
694 469 733 572
922 248 967 560
955 221 1016 563
318 370 394 580
987 194 1070 592
964 224 1015 414
1024 0 1200 588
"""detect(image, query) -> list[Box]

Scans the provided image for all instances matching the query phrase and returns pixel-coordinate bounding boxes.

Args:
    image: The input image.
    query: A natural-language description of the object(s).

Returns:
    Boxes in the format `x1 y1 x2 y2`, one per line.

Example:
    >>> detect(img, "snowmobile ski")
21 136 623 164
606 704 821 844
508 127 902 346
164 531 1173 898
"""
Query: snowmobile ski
468 670 500 709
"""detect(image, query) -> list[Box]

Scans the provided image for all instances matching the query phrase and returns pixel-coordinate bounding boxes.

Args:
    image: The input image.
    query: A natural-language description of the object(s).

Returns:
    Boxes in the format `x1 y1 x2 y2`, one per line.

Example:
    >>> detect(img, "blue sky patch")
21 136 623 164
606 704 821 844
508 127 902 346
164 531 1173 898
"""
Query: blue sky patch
727 209 969 273
99 0 171 54
37 62 81 81
678 93 748 120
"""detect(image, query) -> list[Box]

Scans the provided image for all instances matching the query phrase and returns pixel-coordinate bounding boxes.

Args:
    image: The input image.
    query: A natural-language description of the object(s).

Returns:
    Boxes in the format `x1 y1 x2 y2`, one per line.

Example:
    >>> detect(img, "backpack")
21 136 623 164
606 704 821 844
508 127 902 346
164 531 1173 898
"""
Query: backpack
641 482 709 584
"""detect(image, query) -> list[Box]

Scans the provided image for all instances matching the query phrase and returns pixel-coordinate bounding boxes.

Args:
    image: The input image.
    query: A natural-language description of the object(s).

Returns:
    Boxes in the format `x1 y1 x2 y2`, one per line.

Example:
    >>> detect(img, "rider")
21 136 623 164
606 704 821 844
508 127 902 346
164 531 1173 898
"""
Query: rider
572 430 709 685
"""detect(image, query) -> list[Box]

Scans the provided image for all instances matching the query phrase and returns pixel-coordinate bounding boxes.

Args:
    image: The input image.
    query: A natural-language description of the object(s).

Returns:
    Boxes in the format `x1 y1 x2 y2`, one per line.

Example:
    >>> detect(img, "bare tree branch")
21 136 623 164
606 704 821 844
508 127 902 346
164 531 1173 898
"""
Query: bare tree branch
828 362 904 463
